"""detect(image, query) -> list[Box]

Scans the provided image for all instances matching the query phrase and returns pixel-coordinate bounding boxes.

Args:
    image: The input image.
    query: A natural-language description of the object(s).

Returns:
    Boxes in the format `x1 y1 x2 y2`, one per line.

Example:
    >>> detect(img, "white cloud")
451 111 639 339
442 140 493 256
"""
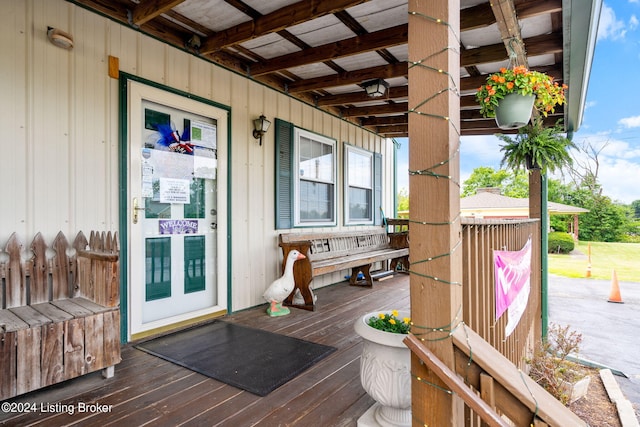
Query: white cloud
618 115 640 128
630 14 639 30
585 100 597 110
598 4 627 40
569 133 640 202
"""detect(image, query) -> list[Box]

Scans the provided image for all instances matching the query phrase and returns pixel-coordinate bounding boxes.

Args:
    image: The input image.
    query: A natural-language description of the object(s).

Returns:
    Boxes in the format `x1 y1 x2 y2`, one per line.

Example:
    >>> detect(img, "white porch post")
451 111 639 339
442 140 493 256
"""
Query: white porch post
408 0 463 425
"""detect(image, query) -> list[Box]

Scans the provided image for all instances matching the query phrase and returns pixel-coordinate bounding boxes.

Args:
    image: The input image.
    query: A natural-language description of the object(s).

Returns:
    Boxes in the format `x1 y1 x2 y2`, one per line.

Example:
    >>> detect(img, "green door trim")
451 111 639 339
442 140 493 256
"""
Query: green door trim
118 72 233 343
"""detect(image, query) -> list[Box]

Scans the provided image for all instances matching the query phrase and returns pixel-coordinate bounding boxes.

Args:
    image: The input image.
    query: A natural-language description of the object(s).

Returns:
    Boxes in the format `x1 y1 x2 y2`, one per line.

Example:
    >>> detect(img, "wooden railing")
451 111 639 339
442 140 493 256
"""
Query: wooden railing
390 218 584 425
404 327 586 426
388 217 541 367
460 218 541 370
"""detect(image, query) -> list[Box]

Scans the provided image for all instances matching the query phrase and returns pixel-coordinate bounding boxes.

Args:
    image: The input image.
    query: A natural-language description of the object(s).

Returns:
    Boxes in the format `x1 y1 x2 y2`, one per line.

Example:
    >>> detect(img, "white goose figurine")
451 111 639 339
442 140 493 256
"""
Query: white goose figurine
263 249 306 317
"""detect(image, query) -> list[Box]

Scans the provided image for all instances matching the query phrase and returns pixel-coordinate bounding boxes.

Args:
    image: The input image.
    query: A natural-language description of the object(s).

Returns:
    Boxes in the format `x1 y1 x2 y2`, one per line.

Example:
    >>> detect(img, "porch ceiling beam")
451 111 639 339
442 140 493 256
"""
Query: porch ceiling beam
375 124 408 135
461 0 561 31
316 86 408 106
288 62 408 93
341 102 408 117
131 0 187 26
249 24 408 76
360 115 408 126
200 0 370 54
462 32 563 68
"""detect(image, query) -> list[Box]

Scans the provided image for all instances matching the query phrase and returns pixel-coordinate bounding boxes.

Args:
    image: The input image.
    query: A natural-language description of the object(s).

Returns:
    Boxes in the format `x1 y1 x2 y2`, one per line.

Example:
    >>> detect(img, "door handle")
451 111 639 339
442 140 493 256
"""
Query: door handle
132 197 146 224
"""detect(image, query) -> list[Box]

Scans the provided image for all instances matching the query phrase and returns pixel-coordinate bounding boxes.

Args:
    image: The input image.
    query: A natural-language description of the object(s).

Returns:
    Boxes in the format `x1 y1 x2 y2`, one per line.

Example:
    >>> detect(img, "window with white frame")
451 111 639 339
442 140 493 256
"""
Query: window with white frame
294 128 336 226
345 145 374 224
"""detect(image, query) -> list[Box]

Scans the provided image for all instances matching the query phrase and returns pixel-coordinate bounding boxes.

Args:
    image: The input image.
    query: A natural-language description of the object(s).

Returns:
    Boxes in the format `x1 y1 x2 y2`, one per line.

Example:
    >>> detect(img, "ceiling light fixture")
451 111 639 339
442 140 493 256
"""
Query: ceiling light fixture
362 79 389 98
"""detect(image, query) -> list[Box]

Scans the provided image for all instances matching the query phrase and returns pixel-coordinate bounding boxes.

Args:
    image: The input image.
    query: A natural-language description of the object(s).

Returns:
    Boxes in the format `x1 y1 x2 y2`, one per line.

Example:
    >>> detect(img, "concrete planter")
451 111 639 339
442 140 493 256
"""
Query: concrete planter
354 311 411 427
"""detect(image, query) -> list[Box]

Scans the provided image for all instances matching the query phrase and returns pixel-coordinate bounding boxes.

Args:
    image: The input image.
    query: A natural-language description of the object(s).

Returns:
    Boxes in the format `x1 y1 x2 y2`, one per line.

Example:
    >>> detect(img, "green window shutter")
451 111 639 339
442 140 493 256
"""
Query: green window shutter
374 152 383 225
275 119 293 229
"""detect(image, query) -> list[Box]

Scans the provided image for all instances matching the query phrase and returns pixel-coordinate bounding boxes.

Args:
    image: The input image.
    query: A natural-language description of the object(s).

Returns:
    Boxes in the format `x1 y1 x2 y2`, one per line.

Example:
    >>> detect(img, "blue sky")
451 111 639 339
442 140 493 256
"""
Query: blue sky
397 1 640 204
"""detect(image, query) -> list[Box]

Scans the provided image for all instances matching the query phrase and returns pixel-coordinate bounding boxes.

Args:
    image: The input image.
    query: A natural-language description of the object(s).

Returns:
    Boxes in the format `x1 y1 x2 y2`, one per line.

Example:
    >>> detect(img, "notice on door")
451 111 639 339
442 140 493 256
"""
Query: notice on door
159 178 190 204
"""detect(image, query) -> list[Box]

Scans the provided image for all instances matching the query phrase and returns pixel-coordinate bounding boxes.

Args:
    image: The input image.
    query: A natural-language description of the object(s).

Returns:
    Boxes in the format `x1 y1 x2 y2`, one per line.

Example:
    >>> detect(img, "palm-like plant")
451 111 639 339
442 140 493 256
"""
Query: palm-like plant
497 118 576 174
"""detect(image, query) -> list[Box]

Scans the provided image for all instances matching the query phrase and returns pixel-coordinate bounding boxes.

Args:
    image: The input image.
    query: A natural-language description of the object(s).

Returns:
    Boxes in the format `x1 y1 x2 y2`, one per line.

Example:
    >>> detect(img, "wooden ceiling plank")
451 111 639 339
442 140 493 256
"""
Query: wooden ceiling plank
341 102 408 117
132 0 187 26
250 24 408 77
360 115 408 126
200 0 370 54
288 62 408 93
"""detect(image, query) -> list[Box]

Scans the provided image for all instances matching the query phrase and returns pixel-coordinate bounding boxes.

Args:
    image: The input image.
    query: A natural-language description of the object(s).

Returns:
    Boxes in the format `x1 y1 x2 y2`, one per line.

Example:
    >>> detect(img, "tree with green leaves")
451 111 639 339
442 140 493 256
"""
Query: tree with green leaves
461 167 529 197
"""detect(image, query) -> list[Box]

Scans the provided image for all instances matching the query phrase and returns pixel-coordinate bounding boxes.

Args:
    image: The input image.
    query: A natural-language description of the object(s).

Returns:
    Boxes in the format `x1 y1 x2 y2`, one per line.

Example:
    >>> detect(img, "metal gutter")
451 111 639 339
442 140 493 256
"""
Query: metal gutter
563 0 603 136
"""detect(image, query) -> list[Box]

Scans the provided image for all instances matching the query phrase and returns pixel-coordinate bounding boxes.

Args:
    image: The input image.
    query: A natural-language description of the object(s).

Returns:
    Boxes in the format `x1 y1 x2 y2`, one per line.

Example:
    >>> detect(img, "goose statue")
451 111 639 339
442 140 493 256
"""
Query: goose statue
263 249 306 317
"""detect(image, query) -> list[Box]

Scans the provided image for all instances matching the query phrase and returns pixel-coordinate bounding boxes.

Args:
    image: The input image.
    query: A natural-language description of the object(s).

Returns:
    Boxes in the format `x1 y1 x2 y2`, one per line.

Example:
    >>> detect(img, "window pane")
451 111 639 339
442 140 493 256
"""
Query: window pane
299 136 333 182
348 150 372 189
300 180 334 221
349 187 372 221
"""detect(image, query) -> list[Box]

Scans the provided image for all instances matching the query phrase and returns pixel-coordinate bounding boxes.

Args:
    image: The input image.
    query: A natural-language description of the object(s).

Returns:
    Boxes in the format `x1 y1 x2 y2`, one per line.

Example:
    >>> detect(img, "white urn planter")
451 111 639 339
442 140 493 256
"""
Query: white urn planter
354 311 411 427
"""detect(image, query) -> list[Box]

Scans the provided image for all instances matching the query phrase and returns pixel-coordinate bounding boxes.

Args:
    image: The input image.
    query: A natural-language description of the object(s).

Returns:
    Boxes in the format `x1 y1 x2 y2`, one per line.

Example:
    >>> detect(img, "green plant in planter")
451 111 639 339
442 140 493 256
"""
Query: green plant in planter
476 66 567 118
366 310 411 334
497 118 576 174
526 323 587 405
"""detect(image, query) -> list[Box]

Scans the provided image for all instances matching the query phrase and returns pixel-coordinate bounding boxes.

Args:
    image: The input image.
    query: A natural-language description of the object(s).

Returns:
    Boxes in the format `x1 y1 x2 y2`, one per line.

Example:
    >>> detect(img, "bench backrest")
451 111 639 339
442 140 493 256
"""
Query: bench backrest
0 231 119 309
280 229 390 261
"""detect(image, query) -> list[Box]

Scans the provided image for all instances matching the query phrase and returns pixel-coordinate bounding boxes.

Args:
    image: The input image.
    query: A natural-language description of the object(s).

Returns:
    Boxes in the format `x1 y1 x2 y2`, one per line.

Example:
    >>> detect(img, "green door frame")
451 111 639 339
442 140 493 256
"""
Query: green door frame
117 73 233 343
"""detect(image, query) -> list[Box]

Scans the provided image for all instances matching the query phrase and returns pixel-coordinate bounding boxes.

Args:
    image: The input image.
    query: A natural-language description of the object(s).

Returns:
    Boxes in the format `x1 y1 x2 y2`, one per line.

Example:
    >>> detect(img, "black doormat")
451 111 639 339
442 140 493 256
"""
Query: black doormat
135 320 336 396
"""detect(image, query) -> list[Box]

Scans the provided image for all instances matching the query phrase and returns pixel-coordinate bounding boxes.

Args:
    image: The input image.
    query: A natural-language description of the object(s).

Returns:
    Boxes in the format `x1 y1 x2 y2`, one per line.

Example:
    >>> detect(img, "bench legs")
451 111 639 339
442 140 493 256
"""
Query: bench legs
349 264 373 287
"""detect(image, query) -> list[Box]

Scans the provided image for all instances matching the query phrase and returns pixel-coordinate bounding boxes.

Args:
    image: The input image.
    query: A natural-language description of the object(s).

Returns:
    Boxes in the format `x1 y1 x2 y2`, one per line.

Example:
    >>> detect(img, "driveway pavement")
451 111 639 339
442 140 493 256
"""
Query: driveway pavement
548 274 640 417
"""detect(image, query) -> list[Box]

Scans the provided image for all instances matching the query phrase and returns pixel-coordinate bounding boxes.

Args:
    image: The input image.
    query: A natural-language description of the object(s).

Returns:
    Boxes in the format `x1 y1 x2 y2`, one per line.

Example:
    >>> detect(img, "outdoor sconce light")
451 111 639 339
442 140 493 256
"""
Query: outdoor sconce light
253 115 271 146
47 27 74 50
362 78 389 97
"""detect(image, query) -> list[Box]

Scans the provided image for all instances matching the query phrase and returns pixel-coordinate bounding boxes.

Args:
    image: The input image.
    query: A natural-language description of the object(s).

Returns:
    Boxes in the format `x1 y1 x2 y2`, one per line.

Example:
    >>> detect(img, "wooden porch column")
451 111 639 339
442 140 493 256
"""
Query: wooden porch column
408 1 462 425
529 170 542 219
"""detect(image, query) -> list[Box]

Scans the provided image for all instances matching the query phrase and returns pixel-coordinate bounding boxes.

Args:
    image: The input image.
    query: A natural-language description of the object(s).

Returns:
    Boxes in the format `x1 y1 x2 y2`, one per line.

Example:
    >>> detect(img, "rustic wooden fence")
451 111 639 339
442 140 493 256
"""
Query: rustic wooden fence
0 231 120 400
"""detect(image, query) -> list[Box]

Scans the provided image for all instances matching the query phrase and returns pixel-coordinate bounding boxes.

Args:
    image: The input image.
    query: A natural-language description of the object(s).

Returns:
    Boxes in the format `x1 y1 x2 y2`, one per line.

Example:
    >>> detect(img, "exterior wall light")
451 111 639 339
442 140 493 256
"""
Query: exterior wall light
253 115 271 146
47 27 74 50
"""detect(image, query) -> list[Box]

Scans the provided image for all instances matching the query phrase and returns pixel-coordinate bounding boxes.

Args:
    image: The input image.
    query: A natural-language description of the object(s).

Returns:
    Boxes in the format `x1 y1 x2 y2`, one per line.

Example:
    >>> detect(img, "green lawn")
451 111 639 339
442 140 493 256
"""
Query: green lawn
548 241 640 283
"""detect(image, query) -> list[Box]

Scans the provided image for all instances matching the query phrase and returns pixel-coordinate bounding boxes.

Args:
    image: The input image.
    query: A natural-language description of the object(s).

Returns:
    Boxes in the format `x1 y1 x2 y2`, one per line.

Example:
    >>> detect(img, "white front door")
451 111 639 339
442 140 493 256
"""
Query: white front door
127 81 228 339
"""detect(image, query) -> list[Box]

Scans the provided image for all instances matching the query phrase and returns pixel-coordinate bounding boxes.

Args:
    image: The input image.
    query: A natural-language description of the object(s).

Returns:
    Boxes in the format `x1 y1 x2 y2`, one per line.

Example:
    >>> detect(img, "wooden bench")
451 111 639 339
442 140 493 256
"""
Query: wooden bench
278 228 409 311
0 231 121 400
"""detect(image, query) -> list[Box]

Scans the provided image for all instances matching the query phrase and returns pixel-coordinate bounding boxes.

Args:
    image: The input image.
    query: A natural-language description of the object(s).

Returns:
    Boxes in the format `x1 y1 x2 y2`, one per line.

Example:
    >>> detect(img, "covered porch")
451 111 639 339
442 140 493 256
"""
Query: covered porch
1 219 583 426
1 274 408 426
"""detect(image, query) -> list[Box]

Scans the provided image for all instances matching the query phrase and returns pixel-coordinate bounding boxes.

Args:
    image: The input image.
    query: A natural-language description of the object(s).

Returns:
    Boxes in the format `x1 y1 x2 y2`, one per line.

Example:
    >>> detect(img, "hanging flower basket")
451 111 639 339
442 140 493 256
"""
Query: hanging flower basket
494 93 535 130
476 66 567 130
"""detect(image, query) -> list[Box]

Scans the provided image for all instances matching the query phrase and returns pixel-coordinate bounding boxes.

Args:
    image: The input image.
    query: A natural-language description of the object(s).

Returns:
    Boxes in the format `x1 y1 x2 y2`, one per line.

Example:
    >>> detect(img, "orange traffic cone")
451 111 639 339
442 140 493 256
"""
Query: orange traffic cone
607 270 623 303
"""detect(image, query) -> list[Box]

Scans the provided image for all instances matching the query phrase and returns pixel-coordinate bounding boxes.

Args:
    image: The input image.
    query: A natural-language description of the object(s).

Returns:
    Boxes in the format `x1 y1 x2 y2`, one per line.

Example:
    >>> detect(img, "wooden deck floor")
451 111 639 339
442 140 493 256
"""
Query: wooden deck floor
0 274 410 426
